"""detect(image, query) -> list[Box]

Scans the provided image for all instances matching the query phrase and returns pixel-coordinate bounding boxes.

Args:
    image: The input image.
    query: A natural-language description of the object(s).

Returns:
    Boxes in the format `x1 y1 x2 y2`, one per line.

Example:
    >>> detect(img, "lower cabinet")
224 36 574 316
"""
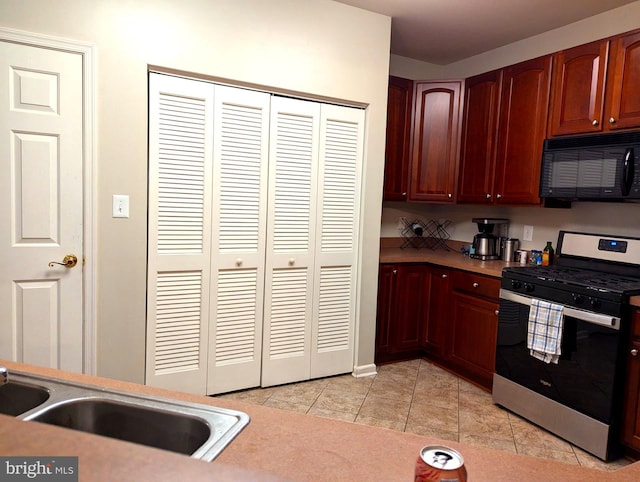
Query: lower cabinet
375 263 499 389
375 264 431 363
447 271 500 389
622 309 640 453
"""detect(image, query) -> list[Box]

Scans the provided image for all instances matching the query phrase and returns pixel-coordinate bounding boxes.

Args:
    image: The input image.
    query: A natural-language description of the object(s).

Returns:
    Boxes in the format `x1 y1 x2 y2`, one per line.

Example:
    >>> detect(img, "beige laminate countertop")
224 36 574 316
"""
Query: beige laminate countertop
379 243 640 307
2 361 640 481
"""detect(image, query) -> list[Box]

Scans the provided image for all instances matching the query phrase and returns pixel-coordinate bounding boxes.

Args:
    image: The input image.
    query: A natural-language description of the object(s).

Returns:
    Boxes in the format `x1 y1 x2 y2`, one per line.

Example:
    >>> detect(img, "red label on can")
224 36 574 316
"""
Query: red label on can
415 445 467 482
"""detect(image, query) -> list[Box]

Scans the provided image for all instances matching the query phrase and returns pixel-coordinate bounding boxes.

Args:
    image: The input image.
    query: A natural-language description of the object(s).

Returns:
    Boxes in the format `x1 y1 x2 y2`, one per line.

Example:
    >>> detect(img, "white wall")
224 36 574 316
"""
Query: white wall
386 1 640 254
0 0 391 382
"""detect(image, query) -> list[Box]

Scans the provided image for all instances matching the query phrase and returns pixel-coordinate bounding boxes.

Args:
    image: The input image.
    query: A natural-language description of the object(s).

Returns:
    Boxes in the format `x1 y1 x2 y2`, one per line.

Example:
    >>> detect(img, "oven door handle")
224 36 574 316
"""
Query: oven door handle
499 289 620 329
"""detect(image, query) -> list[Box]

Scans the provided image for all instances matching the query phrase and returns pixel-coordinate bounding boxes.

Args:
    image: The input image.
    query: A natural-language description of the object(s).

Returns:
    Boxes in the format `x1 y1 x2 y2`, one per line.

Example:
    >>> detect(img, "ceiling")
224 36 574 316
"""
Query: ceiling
334 0 638 64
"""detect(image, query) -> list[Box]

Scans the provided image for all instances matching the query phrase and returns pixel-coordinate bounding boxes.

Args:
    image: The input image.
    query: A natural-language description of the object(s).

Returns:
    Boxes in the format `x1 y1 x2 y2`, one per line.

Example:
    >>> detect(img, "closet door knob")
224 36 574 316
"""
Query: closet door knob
288 258 295 266
235 258 243 266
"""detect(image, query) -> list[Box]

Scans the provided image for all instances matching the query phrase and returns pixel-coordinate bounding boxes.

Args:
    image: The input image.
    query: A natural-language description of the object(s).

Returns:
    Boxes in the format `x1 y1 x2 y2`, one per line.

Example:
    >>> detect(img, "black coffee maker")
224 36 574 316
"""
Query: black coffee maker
470 218 509 260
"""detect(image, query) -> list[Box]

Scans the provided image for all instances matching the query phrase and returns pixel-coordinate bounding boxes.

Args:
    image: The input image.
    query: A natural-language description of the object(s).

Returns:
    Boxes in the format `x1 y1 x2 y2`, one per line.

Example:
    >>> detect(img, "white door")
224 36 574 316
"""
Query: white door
0 40 84 371
207 85 270 394
261 97 320 387
146 73 214 394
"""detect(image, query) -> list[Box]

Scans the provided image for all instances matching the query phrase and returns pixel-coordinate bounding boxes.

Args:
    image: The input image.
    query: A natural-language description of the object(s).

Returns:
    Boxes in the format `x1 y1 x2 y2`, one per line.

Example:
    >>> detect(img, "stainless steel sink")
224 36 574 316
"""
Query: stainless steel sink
0 381 50 416
3 371 249 461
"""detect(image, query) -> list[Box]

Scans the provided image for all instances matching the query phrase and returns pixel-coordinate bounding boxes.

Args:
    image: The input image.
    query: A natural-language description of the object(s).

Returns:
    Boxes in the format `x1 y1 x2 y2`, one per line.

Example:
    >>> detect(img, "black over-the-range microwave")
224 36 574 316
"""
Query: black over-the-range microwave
539 130 640 201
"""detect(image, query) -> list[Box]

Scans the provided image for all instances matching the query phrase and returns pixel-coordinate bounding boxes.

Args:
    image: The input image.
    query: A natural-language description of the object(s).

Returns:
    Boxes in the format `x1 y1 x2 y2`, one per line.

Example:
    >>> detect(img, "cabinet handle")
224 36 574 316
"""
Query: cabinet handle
495 310 499 316
632 348 639 357
393 269 397 275
441 274 448 279
609 117 616 124
496 193 502 199
592 119 599 126
472 282 479 288
448 193 452 198
486 193 491 199
402 192 407 196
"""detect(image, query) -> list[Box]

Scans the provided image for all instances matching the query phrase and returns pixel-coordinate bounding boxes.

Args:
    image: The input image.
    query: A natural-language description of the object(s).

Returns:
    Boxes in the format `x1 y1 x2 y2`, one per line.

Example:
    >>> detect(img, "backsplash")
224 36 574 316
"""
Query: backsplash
381 201 640 252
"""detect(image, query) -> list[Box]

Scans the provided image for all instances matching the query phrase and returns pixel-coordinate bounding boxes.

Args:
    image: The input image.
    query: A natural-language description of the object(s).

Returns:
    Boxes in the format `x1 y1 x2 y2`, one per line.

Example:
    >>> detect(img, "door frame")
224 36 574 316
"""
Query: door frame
0 27 97 374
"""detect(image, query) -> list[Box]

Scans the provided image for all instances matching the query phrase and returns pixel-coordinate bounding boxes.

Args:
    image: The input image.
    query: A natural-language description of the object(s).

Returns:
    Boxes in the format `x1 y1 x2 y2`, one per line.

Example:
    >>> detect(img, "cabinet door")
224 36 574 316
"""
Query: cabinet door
394 264 430 352
457 70 501 204
448 291 499 389
494 56 551 205
375 264 397 362
606 30 640 131
408 81 463 203
622 309 640 451
423 267 450 357
384 76 412 201
548 40 608 136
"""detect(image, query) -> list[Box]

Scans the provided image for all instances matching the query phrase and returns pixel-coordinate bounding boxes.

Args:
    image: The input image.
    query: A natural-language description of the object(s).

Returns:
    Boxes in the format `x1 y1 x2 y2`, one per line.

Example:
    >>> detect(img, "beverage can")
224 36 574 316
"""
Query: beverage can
415 445 467 482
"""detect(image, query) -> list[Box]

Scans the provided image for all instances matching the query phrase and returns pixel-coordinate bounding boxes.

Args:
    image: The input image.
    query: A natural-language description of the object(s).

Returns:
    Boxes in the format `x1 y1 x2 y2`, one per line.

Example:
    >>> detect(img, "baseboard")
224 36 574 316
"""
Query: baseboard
352 363 377 378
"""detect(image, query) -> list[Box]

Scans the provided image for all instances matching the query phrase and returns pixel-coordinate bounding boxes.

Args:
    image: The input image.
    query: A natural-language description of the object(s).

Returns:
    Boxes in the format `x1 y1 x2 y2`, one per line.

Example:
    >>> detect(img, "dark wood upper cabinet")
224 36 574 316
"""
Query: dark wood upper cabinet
494 55 552 205
383 76 413 201
457 70 502 204
408 80 463 203
548 40 609 136
606 29 640 131
549 29 640 136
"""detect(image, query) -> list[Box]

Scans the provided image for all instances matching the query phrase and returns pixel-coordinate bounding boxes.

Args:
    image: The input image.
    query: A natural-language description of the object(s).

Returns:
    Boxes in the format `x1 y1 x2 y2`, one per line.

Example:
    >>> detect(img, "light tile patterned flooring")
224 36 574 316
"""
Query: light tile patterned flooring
219 358 633 472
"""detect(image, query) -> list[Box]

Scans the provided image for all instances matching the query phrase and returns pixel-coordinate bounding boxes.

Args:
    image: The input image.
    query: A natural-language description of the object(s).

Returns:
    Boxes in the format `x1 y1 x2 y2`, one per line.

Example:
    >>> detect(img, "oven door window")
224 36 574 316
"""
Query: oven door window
495 297 622 424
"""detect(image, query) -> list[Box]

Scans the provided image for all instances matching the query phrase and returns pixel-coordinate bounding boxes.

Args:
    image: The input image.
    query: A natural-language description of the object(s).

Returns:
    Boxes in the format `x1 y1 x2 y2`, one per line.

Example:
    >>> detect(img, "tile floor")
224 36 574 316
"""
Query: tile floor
219 358 633 472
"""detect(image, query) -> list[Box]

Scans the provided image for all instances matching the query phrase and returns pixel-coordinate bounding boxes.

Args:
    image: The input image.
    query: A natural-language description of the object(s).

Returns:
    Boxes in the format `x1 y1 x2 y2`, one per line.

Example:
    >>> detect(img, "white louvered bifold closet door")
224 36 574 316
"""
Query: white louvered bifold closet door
207 86 270 394
311 104 364 378
146 74 214 394
261 97 320 387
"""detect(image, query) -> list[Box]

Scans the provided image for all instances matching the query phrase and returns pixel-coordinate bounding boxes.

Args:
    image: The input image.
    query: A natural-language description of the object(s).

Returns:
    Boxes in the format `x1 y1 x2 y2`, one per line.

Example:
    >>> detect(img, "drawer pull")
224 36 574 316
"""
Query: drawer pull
632 348 639 357
472 282 479 288
442 274 448 279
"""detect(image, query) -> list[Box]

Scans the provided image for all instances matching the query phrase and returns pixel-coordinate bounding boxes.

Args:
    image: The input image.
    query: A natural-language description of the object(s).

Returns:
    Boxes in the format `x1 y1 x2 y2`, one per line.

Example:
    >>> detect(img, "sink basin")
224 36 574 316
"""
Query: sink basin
0 381 50 416
4 371 250 461
31 399 211 456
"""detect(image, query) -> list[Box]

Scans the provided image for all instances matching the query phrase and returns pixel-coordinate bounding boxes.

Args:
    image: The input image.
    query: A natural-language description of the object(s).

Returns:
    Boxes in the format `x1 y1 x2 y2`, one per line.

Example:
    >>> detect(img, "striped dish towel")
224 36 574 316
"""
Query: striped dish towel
527 298 564 364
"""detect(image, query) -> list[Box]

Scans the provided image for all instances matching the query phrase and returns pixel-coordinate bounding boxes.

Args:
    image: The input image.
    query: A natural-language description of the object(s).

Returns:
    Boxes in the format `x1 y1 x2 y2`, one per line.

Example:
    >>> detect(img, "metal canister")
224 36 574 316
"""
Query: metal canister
415 445 467 482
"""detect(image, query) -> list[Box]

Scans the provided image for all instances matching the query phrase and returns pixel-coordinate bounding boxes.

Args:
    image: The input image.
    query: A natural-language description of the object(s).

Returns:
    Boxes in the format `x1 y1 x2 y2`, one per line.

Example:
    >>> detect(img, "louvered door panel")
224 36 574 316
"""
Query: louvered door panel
261 97 319 387
207 85 270 394
311 104 364 378
146 74 214 394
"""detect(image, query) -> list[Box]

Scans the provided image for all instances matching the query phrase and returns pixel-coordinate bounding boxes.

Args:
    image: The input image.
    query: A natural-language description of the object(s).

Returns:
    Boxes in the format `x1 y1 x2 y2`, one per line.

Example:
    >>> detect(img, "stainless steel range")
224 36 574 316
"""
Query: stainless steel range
493 231 640 461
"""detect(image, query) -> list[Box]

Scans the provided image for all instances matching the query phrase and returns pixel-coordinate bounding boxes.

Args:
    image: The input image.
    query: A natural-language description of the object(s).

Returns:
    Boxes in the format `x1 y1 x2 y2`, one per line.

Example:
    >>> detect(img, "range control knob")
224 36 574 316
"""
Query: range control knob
511 280 522 290
589 298 602 309
524 283 534 293
572 294 585 305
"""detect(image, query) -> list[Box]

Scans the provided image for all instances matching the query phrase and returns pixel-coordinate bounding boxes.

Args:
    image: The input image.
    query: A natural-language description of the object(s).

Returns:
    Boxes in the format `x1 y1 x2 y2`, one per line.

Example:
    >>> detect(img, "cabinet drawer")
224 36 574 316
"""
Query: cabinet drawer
451 270 500 300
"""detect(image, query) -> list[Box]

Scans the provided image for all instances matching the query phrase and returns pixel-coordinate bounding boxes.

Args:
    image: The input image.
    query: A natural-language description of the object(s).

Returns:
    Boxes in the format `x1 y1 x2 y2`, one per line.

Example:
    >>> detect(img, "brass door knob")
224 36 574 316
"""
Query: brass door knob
48 254 78 268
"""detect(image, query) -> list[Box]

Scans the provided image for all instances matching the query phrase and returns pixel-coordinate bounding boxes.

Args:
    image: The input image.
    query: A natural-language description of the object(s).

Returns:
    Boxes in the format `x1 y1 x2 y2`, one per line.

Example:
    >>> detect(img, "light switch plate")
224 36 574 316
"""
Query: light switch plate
523 225 534 242
112 194 129 218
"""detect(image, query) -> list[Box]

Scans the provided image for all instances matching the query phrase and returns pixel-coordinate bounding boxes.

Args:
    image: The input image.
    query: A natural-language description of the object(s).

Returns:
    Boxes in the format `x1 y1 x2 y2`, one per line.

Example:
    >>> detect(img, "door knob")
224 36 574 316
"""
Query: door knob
48 254 78 268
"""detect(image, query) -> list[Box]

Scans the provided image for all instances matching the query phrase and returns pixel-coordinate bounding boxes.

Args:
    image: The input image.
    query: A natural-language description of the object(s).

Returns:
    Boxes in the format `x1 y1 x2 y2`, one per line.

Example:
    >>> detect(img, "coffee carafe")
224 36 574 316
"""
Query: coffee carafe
470 218 509 260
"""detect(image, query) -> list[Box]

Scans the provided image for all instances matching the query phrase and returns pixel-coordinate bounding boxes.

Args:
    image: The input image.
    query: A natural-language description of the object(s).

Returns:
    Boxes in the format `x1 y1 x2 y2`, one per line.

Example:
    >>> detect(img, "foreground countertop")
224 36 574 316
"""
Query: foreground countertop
2 361 640 481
